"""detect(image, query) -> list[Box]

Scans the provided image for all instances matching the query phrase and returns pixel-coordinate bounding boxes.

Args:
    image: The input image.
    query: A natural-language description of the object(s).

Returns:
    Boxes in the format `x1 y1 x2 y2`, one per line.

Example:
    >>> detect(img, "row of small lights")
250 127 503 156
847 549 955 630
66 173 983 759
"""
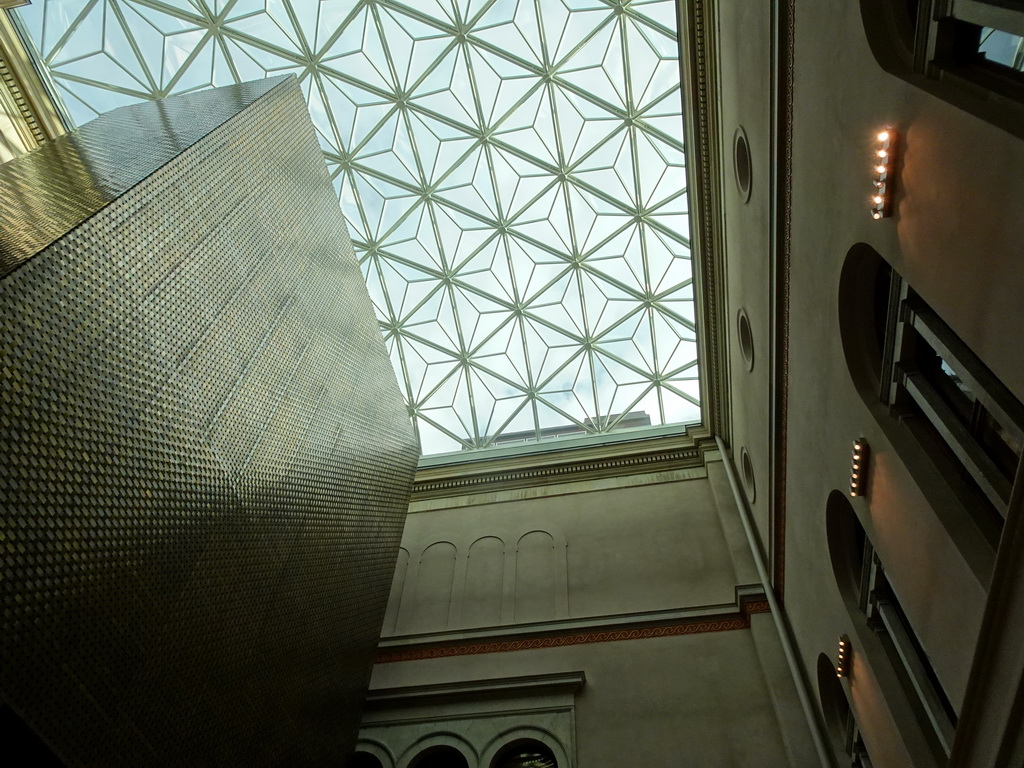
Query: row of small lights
850 438 869 497
871 127 898 219
837 128 889 688
837 635 851 678
837 439 865 677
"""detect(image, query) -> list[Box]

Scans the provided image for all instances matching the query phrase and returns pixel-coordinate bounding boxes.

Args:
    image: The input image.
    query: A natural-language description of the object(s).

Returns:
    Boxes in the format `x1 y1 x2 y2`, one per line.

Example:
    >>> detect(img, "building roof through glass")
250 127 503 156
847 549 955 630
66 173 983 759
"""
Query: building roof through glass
14 0 700 458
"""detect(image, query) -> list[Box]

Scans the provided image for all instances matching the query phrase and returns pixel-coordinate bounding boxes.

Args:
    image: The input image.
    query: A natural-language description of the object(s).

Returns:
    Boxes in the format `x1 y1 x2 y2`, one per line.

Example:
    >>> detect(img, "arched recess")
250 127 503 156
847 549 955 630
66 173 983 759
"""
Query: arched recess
824 489 958 761
513 530 569 623
400 733 476 768
491 740 557 768
859 0 916 73
837 242 891 401
462 536 505 628
837 243 998 581
481 726 570 768
825 490 870 614
353 740 395 768
406 541 457 634
817 653 855 761
860 0 1024 140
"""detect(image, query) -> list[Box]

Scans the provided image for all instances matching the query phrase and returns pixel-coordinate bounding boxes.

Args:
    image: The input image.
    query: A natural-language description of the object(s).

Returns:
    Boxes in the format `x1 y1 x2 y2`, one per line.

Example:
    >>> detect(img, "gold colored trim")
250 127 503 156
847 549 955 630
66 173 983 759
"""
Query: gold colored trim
0 10 65 153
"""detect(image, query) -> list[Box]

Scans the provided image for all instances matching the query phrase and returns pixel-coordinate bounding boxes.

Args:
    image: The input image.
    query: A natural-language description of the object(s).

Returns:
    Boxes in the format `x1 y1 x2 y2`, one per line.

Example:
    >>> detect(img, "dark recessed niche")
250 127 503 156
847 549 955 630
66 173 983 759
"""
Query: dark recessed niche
733 126 752 203
410 746 470 768
737 307 754 372
740 446 756 503
817 652 852 750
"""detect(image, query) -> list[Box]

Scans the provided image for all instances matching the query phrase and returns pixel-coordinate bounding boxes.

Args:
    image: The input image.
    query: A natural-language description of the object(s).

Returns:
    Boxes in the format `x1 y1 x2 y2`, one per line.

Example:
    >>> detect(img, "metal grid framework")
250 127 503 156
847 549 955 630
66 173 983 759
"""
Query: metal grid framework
16 0 699 455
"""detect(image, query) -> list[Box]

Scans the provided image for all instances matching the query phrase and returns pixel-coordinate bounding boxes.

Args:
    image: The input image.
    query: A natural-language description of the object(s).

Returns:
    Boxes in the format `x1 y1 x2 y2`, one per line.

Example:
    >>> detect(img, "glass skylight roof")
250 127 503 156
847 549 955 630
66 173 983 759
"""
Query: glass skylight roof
15 0 699 456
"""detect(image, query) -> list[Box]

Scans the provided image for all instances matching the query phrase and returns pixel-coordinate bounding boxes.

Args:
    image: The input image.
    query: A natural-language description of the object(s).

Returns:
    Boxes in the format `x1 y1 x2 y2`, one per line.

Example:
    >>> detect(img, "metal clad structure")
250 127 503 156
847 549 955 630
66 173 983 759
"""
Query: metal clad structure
0 75 419 766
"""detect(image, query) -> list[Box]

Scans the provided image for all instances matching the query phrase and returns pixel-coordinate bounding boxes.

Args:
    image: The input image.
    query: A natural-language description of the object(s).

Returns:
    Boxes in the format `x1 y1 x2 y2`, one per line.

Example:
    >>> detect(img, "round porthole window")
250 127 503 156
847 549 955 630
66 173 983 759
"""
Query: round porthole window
737 308 754 372
740 446 756 504
733 126 752 203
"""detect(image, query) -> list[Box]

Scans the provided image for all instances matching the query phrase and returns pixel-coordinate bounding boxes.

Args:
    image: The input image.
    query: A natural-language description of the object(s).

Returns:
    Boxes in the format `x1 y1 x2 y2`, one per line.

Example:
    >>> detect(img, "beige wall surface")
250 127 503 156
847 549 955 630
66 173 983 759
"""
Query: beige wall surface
363 466 813 766
716 0 775 564
719 0 1024 764
370 631 795 768
384 474 746 637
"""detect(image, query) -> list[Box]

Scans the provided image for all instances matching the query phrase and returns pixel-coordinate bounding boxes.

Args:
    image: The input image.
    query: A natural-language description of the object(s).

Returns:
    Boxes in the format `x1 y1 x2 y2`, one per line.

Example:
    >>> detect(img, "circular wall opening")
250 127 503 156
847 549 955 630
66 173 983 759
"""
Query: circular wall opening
733 127 752 203
740 447 756 503
737 307 754 372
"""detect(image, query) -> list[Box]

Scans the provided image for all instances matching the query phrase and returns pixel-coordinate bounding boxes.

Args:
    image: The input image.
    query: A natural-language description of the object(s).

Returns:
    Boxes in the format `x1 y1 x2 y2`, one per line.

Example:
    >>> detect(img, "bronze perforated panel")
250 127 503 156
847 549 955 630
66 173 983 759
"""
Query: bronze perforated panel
0 76 419 766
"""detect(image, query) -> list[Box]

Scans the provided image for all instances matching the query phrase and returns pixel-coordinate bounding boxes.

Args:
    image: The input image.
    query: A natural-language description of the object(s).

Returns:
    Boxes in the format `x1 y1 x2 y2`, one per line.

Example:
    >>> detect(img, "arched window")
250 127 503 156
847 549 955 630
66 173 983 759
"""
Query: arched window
825 490 957 759
817 652 864 763
825 490 872 615
350 752 385 768
491 740 558 768
838 244 1024 560
860 0 1024 139
408 745 470 768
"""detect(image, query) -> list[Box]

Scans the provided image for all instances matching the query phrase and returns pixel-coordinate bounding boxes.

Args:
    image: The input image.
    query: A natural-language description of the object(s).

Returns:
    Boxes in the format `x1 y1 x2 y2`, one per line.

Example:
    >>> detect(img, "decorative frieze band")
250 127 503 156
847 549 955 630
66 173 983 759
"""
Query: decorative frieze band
375 588 770 663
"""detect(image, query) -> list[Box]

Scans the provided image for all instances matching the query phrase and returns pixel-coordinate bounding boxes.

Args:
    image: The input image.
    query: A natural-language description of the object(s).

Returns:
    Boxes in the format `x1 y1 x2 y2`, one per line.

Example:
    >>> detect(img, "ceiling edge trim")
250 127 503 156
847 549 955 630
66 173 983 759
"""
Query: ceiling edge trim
411 428 720 500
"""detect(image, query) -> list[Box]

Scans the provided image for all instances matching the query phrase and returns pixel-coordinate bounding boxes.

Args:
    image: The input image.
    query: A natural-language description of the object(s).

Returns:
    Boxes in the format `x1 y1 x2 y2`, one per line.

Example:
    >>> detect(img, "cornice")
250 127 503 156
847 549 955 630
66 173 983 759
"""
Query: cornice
679 0 730 441
365 671 586 709
411 426 720 500
375 586 769 663
0 10 65 151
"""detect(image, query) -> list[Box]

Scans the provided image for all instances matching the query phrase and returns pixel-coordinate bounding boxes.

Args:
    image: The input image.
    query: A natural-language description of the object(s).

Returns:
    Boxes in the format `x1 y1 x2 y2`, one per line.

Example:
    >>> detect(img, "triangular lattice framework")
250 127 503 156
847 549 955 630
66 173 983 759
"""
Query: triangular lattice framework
16 0 699 455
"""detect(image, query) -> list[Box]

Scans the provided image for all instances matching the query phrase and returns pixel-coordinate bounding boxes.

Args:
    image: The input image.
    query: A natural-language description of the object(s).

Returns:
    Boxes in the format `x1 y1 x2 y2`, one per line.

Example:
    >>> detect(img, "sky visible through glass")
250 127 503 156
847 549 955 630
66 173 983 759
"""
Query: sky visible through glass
16 0 700 456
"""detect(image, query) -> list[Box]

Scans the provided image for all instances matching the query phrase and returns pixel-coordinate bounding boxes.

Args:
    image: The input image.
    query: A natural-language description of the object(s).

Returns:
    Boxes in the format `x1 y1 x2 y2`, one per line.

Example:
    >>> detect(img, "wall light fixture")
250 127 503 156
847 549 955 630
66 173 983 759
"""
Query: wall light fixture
850 438 870 497
870 127 898 219
837 635 852 678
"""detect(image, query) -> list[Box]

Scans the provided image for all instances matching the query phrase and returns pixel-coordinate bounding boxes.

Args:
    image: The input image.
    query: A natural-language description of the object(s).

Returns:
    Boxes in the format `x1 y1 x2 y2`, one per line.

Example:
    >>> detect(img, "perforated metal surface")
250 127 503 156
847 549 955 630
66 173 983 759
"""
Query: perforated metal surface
0 76 419 766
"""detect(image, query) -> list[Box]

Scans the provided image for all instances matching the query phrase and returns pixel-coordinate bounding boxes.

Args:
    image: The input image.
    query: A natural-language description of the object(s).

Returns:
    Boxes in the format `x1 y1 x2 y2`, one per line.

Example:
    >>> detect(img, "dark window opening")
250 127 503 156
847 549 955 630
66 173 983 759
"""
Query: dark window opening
888 290 1024 533
867 563 957 758
493 740 558 768
410 746 470 768
350 752 385 768
860 0 1024 138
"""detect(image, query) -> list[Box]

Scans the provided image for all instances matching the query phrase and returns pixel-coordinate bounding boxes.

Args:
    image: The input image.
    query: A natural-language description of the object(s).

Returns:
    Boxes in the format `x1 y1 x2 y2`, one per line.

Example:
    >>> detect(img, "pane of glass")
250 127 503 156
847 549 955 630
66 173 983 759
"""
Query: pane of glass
14 0 700 457
979 26 1024 71
918 348 1021 485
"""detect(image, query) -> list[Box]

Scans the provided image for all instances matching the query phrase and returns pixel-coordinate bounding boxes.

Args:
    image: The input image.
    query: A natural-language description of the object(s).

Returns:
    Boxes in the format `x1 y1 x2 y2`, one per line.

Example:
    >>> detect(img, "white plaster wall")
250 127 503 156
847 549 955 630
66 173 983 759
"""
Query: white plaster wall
712 0 1024 764
369 631 794 768
383 475 743 637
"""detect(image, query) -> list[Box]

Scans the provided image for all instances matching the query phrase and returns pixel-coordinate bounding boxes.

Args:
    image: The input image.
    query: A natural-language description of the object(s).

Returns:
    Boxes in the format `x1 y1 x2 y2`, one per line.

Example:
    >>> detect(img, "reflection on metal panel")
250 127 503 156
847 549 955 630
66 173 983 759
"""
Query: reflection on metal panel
0 76 418 766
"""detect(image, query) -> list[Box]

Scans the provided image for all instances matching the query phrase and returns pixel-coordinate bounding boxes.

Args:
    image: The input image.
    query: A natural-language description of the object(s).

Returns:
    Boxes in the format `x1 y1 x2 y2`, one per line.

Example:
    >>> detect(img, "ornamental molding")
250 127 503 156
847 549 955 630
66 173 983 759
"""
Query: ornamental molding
365 671 586 709
768 0 795 597
681 0 729 441
412 425 719 500
0 11 65 150
375 585 768 663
